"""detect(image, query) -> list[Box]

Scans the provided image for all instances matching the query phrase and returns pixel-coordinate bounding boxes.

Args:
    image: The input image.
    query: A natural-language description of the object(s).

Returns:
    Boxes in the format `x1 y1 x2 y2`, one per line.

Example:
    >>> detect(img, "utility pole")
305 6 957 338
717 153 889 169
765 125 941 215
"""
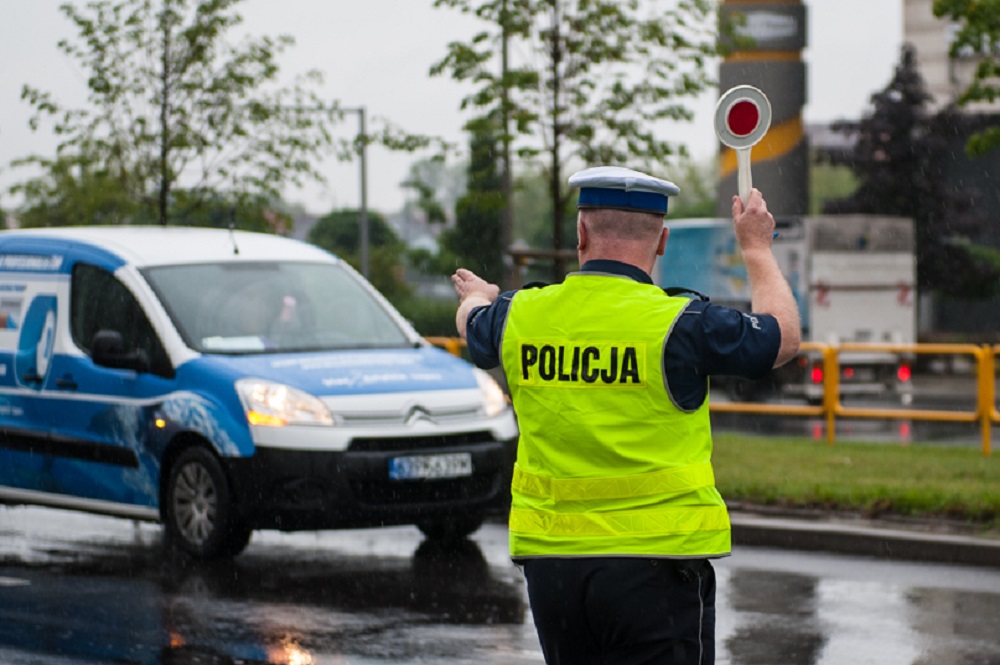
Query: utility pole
342 106 369 278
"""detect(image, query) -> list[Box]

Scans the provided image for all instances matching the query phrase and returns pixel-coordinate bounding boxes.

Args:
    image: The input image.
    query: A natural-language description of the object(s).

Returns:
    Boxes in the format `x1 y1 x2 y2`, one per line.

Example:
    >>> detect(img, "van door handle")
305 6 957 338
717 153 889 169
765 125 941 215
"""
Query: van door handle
22 372 43 384
55 377 78 390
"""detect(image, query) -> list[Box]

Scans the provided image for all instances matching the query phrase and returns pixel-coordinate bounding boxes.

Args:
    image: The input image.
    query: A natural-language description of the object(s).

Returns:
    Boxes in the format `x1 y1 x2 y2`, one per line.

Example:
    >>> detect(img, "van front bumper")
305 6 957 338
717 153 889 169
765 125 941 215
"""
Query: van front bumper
223 432 516 531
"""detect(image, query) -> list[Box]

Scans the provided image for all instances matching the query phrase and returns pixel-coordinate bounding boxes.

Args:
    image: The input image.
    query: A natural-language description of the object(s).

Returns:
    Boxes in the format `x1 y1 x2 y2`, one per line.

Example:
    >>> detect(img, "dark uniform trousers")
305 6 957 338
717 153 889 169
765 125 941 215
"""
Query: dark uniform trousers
522 557 716 665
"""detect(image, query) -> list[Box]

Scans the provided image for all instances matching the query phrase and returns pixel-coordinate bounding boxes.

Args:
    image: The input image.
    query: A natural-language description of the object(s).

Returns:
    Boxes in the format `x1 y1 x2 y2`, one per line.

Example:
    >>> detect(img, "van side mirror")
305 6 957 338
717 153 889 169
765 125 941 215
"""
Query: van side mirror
91 330 150 373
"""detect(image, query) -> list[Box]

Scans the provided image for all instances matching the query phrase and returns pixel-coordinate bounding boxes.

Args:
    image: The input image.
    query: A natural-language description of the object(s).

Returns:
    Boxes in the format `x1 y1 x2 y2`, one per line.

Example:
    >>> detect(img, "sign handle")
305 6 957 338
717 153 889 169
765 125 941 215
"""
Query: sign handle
737 147 752 206
715 85 771 208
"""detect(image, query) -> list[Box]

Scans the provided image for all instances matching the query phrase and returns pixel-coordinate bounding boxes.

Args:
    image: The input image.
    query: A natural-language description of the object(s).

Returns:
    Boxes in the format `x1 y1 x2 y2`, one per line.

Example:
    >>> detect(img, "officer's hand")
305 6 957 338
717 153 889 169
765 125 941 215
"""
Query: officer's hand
451 268 500 304
732 188 775 255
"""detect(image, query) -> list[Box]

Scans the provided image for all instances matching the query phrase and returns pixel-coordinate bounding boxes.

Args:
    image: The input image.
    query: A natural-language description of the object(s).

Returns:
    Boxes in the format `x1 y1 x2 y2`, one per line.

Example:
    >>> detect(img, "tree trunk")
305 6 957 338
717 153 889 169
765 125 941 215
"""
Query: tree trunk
158 9 171 226
549 3 565 282
500 0 516 290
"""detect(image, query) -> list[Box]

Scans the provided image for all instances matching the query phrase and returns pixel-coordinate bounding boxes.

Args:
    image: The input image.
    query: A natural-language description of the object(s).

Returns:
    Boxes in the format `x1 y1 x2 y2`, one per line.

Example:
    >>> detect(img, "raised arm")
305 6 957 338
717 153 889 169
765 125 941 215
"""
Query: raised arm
732 189 801 367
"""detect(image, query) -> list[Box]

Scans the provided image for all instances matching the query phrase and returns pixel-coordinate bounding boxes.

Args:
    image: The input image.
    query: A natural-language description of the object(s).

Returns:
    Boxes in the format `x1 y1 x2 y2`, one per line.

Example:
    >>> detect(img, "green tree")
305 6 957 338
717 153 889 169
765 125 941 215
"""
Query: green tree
10 154 143 227
10 154 281 230
400 157 466 227
822 44 1000 298
167 189 283 232
440 117 505 283
308 210 409 299
808 160 857 216
933 0 1000 155
664 158 717 219
432 0 717 280
507 164 579 285
14 0 340 226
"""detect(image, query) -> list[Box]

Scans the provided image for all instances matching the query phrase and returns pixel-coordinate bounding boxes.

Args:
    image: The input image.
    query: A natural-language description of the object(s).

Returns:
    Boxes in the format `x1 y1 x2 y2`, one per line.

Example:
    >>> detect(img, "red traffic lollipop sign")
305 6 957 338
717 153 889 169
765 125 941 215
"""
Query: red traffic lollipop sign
714 85 772 206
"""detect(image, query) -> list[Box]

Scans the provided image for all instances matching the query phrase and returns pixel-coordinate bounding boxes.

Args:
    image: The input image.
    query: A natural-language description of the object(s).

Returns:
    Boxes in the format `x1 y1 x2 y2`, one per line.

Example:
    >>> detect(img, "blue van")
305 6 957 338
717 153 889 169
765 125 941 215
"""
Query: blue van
0 227 518 558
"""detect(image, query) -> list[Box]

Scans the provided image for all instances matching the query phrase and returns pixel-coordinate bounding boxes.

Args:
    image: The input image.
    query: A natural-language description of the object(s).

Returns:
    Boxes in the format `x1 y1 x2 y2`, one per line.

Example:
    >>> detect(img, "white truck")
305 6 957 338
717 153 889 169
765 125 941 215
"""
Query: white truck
657 215 917 403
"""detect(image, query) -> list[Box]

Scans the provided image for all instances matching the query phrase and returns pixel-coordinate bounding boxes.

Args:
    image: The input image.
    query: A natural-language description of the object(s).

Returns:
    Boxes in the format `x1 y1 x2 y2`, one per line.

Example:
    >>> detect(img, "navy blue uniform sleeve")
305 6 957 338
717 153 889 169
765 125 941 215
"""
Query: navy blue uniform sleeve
664 300 782 409
687 301 781 377
464 290 516 370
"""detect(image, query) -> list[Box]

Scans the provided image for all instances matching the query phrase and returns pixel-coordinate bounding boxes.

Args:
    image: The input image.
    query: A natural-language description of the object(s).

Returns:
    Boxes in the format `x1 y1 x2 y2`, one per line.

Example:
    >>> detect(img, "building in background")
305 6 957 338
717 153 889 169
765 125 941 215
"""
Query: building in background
905 0 1000 340
903 0 1000 113
717 0 808 218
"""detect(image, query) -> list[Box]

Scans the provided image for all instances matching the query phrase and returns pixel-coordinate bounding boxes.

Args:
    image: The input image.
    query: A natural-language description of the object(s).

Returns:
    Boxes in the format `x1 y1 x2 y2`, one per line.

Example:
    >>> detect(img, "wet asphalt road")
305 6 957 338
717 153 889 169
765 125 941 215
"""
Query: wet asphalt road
2 506 1000 664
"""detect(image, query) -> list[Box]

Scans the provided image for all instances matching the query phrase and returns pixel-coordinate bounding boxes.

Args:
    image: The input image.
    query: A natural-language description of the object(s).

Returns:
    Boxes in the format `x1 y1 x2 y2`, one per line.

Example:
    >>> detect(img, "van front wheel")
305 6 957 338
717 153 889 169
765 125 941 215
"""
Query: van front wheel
164 447 252 559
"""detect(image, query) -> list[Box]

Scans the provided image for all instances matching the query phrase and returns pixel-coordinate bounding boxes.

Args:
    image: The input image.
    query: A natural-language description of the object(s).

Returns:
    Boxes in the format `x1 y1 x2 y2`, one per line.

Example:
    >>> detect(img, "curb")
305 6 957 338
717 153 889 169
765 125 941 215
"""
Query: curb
730 511 1000 569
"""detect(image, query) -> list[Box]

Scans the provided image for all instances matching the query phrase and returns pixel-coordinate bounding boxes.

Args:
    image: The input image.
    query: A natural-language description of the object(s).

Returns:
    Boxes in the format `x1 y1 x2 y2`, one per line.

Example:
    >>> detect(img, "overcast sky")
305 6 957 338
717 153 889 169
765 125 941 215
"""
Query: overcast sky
0 0 903 216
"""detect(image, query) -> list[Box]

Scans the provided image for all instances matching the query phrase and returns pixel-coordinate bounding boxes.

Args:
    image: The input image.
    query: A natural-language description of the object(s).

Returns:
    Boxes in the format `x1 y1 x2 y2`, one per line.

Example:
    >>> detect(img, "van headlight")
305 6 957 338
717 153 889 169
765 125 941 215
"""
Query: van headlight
475 369 509 418
236 378 334 427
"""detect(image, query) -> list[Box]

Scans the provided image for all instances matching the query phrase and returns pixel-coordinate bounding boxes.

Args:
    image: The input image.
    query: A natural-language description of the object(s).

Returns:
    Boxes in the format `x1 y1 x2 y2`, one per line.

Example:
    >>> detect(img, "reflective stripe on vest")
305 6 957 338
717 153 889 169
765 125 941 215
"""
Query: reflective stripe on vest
509 504 731 537
512 461 716 502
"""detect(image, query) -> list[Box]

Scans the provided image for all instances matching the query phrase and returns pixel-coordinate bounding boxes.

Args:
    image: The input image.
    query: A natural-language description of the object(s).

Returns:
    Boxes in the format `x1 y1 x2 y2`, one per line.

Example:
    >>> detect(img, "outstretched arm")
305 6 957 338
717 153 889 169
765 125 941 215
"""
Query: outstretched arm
451 268 500 340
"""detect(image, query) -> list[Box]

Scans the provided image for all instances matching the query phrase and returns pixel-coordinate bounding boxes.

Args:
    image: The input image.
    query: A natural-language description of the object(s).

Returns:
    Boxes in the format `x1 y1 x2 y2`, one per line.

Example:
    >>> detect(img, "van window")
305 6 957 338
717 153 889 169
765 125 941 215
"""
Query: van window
142 261 412 354
71 263 173 377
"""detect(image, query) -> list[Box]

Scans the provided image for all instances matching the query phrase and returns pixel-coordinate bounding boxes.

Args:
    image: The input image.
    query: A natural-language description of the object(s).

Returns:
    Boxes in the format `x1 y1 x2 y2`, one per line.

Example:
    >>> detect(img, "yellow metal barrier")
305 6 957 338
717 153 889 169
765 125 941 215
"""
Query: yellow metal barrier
832 343 988 455
425 337 995 456
424 336 466 357
709 342 827 418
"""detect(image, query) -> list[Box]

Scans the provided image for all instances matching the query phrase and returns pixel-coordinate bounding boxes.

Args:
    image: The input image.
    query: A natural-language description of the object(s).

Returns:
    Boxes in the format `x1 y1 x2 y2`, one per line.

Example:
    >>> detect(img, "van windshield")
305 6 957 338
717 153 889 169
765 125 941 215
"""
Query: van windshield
143 261 413 354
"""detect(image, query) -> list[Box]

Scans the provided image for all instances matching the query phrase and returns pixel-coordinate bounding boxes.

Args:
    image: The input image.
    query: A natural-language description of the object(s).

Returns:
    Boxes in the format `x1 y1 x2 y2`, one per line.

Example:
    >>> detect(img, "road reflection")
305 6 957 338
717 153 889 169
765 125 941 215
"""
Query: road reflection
724 570 826 664
158 538 526 663
0 520 527 665
3 509 1000 664
716 548 1000 665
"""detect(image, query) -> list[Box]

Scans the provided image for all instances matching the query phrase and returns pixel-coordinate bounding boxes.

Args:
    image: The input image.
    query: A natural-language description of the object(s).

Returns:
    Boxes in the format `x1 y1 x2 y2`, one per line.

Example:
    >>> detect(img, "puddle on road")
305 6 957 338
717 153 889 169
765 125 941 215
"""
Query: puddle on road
3 508 1000 664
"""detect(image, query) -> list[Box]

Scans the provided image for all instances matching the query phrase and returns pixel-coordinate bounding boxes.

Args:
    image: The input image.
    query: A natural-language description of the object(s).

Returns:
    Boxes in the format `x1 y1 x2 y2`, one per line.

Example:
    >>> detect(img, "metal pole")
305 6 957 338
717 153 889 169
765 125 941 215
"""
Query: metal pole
333 105 369 277
357 107 369 278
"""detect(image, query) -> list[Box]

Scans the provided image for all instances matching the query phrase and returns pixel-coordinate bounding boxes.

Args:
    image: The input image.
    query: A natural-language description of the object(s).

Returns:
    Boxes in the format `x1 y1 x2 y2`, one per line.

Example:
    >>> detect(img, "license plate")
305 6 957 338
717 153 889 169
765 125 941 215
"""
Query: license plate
388 453 473 480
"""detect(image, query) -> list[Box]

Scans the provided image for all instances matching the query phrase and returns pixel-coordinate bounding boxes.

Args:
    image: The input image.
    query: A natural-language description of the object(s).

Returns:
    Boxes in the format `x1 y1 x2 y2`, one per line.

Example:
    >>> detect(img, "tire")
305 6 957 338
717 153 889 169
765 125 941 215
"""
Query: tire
164 447 252 560
417 514 484 542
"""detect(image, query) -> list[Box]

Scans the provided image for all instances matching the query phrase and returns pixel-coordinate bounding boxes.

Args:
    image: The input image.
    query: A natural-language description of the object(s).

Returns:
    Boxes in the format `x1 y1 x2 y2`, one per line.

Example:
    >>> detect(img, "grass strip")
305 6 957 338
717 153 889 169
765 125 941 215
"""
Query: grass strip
712 434 1000 531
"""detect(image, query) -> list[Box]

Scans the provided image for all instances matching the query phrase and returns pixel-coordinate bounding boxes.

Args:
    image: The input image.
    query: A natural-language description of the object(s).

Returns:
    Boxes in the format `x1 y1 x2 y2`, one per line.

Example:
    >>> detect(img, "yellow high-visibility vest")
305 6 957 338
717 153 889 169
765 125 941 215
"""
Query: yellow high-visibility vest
500 272 731 558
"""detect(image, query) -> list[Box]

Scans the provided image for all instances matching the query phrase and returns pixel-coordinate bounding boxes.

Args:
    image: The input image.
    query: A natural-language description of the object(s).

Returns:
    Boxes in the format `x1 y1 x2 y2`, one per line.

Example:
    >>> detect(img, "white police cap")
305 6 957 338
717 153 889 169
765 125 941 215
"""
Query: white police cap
569 166 681 216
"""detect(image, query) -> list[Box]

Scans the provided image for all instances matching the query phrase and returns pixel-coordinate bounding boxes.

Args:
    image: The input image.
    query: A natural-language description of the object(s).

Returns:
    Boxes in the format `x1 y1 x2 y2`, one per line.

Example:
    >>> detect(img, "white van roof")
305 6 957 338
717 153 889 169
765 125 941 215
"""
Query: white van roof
0 226 336 268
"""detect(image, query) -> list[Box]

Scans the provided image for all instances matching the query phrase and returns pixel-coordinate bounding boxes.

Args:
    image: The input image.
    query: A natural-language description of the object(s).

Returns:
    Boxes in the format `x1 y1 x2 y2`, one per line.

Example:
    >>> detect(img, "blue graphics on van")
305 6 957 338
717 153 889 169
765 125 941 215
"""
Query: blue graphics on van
0 253 65 273
0 345 477 510
198 346 478 397
3 342 473 434
0 282 25 330
15 294 57 389
0 364 249 510
0 238 127 274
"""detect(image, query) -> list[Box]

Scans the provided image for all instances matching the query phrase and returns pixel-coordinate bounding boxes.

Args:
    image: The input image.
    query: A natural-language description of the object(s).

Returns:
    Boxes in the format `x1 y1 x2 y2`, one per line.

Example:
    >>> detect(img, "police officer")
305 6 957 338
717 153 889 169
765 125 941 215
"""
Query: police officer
452 166 801 664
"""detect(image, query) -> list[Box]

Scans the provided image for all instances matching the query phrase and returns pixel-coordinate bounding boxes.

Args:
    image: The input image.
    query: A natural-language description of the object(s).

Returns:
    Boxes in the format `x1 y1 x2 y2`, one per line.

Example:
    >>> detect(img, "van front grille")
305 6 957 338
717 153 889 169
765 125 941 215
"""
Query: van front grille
348 431 495 453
